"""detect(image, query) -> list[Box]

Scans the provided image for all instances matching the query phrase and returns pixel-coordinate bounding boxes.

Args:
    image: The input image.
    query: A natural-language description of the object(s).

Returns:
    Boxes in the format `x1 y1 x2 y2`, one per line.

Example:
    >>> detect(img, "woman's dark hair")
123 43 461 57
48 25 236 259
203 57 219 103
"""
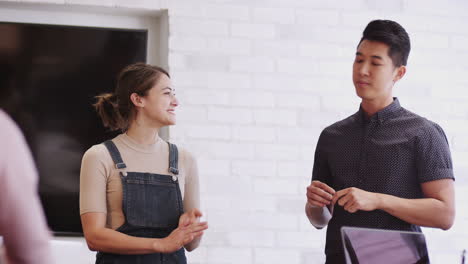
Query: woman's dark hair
94 63 170 131
358 19 411 67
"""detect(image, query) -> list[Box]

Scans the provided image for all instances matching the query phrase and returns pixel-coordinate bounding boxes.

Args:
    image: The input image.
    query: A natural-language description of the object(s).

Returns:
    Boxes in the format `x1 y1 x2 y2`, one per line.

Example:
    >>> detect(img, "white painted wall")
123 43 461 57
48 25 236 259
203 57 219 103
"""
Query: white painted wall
1 0 467 263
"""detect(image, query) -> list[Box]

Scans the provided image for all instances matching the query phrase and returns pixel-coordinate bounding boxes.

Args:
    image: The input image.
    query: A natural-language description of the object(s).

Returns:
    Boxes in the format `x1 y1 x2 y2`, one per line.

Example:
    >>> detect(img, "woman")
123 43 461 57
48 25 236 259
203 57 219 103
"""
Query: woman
80 63 207 264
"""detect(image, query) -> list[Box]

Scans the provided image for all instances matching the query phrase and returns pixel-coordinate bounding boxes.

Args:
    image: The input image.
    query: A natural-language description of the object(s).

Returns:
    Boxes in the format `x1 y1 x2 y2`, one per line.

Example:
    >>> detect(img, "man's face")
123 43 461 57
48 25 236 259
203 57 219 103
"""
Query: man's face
352 40 405 102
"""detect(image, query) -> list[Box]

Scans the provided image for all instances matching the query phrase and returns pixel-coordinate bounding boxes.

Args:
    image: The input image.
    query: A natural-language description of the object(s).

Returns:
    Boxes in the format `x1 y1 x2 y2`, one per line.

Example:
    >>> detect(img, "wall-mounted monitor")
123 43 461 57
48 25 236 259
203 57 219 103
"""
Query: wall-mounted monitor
0 21 147 235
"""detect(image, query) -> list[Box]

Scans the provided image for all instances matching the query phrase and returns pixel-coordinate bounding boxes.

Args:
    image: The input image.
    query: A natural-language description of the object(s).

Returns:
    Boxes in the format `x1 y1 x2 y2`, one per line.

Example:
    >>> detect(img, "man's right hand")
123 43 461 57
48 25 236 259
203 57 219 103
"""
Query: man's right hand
306 180 336 208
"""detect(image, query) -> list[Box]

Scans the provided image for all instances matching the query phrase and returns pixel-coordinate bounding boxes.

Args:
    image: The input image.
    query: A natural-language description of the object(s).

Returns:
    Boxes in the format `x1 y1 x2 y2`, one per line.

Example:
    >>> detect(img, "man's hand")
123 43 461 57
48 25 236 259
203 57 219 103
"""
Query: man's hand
306 181 336 208
332 187 381 213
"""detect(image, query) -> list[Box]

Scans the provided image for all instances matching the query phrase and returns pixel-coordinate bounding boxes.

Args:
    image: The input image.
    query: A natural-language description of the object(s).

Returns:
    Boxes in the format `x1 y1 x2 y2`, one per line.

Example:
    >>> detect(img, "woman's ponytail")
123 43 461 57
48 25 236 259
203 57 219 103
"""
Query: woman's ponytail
93 93 125 131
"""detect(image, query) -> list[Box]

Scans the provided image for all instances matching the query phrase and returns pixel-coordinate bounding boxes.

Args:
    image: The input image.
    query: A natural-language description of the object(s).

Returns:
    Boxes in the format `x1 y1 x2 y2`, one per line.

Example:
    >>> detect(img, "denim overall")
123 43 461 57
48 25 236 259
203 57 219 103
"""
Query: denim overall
95 140 187 264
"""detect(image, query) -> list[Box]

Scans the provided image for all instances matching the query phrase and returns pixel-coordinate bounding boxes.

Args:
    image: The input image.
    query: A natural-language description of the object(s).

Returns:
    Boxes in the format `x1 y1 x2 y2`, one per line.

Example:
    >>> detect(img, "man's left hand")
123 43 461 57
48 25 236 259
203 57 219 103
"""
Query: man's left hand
332 187 381 213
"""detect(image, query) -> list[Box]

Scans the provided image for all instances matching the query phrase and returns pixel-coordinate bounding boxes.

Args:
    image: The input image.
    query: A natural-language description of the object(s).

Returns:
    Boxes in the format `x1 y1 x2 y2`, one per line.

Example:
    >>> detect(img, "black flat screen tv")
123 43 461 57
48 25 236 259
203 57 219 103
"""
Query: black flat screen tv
0 21 147 235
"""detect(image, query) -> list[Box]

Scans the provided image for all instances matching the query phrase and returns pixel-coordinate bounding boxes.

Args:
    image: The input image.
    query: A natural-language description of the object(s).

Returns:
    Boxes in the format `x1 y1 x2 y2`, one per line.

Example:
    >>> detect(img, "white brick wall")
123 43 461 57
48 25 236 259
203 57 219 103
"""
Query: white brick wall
231 23 276 39
253 7 295 25
255 248 301 264
230 57 275 73
2 0 467 263
207 107 253 124
295 9 340 26
170 17 229 37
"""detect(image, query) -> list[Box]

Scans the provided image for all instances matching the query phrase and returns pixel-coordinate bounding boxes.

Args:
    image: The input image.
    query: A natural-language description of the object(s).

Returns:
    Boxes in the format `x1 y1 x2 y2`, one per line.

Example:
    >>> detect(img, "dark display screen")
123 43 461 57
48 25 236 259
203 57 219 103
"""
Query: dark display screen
0 21 147 235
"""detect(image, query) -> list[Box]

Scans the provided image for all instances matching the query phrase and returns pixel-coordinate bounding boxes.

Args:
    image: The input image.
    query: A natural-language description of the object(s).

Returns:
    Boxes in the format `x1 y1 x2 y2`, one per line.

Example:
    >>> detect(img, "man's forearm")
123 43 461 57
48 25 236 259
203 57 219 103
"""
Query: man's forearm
305 203 332 229
377 194 454 230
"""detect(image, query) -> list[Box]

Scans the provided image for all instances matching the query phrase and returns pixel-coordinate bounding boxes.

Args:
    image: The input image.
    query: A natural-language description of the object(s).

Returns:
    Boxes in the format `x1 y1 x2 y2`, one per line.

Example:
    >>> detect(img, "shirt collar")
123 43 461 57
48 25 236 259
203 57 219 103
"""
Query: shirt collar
357 97 402 124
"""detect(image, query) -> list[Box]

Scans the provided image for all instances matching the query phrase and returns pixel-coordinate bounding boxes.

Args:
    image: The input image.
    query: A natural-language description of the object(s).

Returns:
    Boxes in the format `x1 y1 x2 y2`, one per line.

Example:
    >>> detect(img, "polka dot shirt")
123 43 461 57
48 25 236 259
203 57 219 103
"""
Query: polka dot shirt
311 98 454 262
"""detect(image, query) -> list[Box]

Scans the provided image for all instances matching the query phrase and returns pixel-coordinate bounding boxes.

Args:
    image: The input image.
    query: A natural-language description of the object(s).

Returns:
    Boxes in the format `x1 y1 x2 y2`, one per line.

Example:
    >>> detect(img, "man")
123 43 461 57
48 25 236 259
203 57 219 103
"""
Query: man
305 20 455 263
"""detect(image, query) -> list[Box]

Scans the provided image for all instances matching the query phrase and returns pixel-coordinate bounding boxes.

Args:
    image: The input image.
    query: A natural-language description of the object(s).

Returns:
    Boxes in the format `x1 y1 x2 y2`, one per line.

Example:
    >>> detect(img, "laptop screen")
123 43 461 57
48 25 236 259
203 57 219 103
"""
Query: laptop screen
341 227 430 264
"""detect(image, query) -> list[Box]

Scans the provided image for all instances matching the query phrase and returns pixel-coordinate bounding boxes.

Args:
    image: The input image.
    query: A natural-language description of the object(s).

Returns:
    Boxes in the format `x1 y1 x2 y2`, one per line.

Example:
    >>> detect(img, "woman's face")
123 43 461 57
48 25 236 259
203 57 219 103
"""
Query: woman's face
137 74 179 128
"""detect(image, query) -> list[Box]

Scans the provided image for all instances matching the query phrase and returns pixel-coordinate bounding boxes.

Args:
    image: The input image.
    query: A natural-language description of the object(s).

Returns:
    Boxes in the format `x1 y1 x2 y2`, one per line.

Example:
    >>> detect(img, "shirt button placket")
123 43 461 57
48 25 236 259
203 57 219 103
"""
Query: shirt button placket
358 150 366 187
358 123 373 188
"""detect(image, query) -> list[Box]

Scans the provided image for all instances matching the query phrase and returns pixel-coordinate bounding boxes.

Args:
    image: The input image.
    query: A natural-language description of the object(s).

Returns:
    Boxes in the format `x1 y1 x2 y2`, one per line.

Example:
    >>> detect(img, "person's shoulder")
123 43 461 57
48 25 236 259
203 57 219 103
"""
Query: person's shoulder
321 112 359 137
399 108 447 139
82 142 112 164
173 144 198 183
0 110 24 142
173 143 196 163
400 108 443 129
0 110 32 162
399 107 428 124
0 110 37 180
168 142 197 171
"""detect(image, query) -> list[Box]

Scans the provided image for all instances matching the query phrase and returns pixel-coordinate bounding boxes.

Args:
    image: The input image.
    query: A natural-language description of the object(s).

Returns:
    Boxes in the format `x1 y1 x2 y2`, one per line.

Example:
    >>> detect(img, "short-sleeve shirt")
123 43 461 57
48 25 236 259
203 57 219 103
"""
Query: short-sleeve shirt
311 98 454 263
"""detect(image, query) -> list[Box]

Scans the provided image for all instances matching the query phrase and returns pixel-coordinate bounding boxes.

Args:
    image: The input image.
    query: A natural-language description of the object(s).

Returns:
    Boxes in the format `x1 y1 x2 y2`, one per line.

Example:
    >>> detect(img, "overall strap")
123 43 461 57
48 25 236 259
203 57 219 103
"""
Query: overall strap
103 140 127 176
168 142 179 175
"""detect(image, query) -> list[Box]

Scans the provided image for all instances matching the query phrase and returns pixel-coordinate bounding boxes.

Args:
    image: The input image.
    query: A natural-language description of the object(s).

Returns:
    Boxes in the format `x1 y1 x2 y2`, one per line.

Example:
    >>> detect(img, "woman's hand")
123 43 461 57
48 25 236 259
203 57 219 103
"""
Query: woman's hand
179 208 203 226
155 217 208 253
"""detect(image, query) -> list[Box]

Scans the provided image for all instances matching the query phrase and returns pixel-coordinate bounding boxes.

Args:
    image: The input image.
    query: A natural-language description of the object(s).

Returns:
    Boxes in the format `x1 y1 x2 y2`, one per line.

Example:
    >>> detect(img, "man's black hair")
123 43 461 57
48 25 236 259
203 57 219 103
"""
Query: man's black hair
358 19 411 67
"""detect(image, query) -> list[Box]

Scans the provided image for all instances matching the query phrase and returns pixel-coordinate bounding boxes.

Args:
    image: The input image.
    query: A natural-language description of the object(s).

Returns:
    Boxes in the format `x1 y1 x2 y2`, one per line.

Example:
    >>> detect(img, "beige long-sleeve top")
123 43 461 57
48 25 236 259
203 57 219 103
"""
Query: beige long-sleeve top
79 134 200 230
0 110 54 264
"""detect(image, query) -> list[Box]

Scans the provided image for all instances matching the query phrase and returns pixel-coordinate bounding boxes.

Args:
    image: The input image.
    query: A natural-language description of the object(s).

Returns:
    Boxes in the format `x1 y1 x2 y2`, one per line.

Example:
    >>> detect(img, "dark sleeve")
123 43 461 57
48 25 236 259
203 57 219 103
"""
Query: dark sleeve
415 122 454 183
311 130 332 186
